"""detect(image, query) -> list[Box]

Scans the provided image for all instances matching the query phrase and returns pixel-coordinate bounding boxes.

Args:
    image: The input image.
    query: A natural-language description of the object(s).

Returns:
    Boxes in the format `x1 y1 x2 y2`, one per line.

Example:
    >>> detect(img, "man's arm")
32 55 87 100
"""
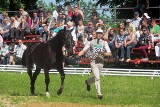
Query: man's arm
146 0 149 9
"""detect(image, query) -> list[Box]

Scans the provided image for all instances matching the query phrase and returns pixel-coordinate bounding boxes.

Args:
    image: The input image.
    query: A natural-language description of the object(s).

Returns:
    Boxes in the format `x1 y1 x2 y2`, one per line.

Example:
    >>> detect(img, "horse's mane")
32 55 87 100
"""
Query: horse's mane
48 29 66 43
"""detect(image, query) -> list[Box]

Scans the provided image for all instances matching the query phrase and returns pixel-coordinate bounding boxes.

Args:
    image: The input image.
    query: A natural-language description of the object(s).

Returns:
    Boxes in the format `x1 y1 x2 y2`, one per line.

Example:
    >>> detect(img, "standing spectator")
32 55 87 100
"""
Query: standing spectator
72 7 83 27
67 5 74 19
37 5 46 18
134 0 149 15
52 5 62 22
9 40 26 65
132 12 142 30
76 29 111 100
138 26 152 61
139 13 151 27
123 27 137 62
74 4 84 20
115 28 126 61
0 42 9 64
10 17 20 40
90 11 103 28
31 12 39 34
19 8 29 20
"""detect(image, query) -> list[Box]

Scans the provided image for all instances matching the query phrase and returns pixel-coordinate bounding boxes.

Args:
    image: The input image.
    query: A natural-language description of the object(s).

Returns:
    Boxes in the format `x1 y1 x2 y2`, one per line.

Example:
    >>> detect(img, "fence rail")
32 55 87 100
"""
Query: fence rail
0 65 160 78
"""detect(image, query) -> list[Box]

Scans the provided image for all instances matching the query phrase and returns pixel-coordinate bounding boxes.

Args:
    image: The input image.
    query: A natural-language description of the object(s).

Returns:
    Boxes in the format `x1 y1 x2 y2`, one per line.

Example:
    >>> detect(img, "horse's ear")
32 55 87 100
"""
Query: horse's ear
64 26 66 31
70 28 74 33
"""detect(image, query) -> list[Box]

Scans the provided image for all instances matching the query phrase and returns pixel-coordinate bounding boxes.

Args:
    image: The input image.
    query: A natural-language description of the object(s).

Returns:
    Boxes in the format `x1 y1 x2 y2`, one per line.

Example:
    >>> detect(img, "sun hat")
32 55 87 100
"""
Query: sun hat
67 21 74 27
126 19 132 23
96 29 103 33
142 13 150 19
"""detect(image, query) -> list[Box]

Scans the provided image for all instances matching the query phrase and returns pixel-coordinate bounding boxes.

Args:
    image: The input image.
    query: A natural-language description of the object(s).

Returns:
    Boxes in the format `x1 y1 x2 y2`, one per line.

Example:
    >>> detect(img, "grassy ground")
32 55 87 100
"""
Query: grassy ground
0 72 160 107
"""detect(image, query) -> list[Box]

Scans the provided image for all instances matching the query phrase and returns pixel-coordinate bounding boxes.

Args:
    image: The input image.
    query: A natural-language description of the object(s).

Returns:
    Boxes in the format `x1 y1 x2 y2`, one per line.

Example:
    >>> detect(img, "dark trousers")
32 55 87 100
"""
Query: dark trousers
139 45 149 58
10 28 19 39
19 30 30 39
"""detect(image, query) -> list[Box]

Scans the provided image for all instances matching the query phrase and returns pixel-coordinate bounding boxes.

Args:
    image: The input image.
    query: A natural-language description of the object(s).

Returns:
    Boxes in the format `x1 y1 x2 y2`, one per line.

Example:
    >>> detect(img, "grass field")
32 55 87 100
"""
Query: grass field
0 72 160 107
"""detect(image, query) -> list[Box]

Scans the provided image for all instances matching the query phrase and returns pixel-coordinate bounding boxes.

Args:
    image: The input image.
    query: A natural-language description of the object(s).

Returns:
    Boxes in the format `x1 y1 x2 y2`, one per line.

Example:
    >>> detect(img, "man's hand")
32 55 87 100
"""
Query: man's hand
75 55 80 59
98 52 105 55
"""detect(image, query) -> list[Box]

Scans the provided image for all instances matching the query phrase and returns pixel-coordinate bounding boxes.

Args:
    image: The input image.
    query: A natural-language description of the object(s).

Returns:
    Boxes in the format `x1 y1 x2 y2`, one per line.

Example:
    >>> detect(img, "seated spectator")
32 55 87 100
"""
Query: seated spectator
38 11 45 35
8 39 17 57
43 11 53 29
1 11 10 23
84 21 96 41
0 28 3 47
62 13 72 25
57 12 65 27
139 13 151 28
149 18 160 41
17 17 30 39
126 19 136 33
9 40 27 65
155 40 160 61
52 5 62 23
123 27 137 62
115 28 126 61
67 21 76 42
41 25 49 42
37 5 46 18
10 17 20 39
108 29 118 61
2 18 11 40
138 26 152 61
31 12 39 34
47 29 54 41
0 42 9 64
77 19 84 38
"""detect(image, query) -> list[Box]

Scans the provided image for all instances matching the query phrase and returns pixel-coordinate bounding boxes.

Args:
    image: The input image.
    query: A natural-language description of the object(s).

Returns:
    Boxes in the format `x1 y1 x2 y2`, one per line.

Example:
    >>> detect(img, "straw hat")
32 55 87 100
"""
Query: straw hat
67 21 74 27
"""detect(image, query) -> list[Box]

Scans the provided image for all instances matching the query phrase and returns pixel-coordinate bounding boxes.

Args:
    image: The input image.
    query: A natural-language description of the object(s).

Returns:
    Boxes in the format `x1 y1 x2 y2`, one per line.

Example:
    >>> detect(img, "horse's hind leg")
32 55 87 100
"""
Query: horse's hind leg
30 67 41 95
57 66 65 95
44 69 50 97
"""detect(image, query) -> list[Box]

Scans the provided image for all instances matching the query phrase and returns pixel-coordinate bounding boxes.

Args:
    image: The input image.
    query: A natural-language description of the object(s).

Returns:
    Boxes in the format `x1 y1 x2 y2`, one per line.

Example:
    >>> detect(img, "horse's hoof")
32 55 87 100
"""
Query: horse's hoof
46 92 50 97
57 88 62 95
31 93 35 96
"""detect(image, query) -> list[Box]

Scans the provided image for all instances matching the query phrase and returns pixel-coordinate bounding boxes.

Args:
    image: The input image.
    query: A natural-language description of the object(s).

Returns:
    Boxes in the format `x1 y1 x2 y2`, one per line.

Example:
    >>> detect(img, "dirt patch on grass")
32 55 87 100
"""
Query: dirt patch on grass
18 102 105 107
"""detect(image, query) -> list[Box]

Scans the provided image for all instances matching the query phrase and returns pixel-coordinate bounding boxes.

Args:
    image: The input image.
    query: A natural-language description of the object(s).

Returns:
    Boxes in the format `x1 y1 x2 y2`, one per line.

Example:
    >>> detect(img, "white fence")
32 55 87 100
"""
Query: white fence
0 65 160 78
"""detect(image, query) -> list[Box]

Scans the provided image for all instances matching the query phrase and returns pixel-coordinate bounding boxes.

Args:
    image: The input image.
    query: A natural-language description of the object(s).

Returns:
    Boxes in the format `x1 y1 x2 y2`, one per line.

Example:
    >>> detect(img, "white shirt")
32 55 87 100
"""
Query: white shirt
14 44 27 58
132 17 141 29
52 10 58 21
70 26 77 41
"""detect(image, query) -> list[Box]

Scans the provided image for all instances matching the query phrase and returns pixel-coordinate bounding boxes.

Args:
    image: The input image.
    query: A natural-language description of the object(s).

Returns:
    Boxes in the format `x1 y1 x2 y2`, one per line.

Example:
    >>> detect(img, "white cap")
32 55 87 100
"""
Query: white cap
142 13 150 19
126 19 132 22
96 29 103 33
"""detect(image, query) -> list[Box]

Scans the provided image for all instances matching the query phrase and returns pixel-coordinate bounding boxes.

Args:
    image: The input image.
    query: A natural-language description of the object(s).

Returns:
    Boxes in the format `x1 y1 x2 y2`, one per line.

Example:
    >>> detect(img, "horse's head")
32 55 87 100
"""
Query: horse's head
63 28 74 56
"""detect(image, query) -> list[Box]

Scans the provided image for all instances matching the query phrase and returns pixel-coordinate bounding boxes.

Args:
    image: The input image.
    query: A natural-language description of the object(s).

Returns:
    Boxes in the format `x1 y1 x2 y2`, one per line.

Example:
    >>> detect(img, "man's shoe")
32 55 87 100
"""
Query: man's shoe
98 95 103 100
85 80 90 91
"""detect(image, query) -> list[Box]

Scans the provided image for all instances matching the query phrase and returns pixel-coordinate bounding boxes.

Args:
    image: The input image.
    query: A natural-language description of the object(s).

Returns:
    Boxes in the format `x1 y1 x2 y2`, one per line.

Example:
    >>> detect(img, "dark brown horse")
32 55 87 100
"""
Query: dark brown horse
22 28 74 96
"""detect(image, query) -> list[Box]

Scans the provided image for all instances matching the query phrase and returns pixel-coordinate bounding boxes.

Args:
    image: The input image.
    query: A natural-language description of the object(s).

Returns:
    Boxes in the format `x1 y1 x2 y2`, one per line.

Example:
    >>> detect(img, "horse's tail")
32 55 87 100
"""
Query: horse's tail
21 50 27 67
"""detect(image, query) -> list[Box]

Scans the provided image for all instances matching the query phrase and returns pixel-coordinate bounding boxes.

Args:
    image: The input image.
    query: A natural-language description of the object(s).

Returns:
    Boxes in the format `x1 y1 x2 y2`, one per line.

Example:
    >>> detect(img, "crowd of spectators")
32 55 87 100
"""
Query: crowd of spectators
0 4 159 65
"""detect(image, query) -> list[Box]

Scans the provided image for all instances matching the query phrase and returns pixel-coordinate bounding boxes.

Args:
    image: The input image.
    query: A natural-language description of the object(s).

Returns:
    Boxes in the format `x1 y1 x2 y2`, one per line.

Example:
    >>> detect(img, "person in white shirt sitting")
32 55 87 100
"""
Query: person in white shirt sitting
9 40 26 65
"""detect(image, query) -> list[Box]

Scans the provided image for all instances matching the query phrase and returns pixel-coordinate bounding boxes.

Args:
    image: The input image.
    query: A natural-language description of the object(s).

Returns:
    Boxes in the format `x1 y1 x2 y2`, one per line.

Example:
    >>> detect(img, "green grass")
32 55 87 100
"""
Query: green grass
0 72 160 107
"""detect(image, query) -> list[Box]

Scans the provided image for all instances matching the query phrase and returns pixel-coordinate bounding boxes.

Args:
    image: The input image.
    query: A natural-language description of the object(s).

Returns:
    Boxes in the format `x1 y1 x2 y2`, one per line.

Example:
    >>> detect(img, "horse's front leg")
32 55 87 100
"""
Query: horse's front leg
57 65 65 95
30 67 41 95
44 69 50 97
